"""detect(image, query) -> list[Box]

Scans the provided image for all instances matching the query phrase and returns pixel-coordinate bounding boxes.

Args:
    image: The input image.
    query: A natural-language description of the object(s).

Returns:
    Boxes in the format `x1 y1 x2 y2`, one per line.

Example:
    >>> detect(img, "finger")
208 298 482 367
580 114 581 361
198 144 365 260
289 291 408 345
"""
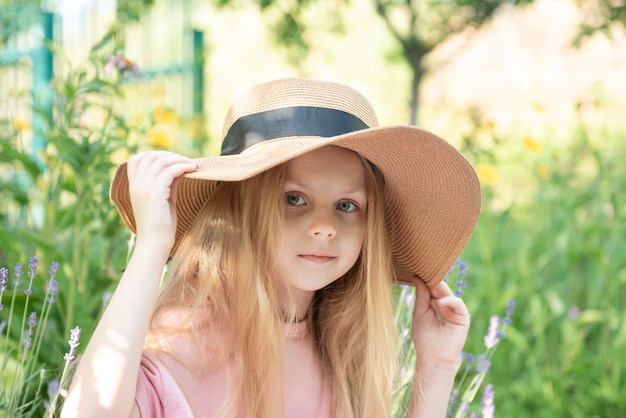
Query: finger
432 296 470 327
429 281 454 299
128 155 196 199
412 276 432 318
131 152 196 184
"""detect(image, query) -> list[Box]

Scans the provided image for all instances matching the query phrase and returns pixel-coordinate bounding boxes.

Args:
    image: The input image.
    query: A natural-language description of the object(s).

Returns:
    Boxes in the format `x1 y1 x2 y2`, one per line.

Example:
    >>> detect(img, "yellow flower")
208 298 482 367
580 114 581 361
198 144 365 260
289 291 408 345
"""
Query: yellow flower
13 118 31 132
476 164 498 186
148 130 173 148
524 135 543 154
152 106 178 124
537 163 549 179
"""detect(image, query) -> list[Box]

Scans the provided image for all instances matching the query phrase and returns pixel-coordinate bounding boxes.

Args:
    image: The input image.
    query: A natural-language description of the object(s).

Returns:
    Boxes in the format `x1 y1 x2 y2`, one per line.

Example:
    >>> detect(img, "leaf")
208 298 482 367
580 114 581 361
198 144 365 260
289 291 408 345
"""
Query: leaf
0 141 42 179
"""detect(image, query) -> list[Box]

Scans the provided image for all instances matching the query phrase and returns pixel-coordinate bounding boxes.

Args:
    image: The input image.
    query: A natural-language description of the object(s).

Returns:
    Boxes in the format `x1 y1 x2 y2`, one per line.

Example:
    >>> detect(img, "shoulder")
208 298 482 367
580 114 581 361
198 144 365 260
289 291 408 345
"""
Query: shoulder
135 350 195 418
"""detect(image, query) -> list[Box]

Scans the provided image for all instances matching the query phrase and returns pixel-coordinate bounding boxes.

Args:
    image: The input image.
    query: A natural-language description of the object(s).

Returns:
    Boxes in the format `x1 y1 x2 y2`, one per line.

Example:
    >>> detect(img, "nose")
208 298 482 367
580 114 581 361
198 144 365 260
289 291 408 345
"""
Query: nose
309 207 336 239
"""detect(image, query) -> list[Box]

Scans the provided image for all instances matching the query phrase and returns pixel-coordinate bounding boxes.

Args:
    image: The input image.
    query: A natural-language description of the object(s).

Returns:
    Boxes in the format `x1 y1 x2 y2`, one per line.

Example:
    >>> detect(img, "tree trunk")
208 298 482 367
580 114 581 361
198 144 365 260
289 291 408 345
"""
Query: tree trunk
407 48 424 126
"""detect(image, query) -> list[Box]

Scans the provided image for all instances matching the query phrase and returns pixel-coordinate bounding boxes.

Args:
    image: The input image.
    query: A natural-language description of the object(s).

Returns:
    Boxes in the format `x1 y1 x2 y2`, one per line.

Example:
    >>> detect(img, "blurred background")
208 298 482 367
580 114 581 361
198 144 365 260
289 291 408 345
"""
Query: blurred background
1 0 625 416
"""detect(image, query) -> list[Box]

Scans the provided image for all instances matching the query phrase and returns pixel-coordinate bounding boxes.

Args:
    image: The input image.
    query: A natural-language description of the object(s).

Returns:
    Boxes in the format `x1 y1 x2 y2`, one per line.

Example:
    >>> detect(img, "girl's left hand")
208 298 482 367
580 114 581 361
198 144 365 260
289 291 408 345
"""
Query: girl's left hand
411 277 470 366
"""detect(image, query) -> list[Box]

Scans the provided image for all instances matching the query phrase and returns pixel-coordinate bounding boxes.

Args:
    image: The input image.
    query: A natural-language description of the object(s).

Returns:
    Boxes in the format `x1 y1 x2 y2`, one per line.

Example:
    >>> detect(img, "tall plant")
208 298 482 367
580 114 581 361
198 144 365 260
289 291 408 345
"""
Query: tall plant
0 22 143 416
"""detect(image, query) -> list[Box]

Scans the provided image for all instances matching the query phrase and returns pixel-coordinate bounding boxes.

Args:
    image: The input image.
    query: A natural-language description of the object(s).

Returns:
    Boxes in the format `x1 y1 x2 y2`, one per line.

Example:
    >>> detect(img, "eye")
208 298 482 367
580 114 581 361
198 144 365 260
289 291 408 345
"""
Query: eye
285 193 305 206
336 201 358 212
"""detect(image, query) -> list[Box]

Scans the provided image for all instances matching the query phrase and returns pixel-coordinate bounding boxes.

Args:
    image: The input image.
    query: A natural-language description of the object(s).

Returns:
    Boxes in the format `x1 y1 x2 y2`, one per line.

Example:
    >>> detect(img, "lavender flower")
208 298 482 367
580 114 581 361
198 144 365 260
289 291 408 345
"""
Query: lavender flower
22 311 37 359
481 384 495 418
0 267 7 310
28 256 38 278
484 315 502 349
47 279 59 303
502 299 516 324
463 352 475 371
475 354 491 375
27 311 37 330
447 389 460 417
454 280 467 297
23 257 38 295
450 259 468 297
13 262 23 285
48 261 59 277
458 261 468 277
46 262 60 303
63 326 82 361
45 379 60 406
0 319 6 335
0 267 7 290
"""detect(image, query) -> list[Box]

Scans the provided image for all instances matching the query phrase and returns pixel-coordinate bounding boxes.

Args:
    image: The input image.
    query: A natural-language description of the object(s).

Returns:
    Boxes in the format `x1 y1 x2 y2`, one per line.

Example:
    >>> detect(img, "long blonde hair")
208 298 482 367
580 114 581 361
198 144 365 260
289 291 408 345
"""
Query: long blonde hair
147 151 398 418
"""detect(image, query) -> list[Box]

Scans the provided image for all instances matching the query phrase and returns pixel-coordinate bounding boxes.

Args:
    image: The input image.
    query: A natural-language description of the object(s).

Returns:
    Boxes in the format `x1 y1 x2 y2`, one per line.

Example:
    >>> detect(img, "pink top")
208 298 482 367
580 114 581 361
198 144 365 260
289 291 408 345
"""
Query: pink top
135 320 331 417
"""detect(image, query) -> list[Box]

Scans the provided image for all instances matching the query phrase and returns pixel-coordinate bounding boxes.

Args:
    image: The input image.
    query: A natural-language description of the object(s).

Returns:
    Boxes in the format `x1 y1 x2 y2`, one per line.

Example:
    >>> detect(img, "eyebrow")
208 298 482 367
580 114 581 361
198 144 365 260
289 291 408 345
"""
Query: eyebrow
283 179 367 194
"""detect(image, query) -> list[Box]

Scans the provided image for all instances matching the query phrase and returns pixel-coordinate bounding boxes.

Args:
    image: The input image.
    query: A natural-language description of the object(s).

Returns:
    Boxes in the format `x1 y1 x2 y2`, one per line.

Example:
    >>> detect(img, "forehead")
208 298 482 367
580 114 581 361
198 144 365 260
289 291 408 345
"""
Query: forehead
284 146 366 186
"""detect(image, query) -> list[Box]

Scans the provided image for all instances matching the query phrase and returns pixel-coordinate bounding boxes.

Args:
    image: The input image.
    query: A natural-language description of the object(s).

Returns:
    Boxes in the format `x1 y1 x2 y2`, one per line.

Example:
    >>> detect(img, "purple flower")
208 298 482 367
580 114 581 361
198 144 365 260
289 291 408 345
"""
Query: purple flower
454 280 467 297
13 262 23 285
475 354 491 374
23 257 39 295
458 260 468 277
0 319 6 335
463 352 475 371
505 299 516 318
49 261 59 277
447 389 459 417
0 267 7 289
484 315 501 349
22 336 32 359
47 279 59 303
450 258 468 296
0 267 7 311
22 312 37 359
481 383 495 418
104 54 139 77
27 311 37 328
47 379 60 398
28 256 38 279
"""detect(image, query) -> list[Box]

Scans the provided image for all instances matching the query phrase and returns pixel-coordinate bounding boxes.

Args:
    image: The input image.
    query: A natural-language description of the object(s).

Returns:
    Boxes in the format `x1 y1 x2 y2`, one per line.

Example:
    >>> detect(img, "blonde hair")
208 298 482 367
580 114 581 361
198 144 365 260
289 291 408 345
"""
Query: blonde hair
147 150 398 418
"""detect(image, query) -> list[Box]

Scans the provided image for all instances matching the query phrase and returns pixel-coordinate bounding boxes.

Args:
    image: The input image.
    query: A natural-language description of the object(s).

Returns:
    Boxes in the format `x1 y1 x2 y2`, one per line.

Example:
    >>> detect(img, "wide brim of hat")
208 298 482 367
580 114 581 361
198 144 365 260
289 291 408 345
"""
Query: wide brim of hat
110 125 481 287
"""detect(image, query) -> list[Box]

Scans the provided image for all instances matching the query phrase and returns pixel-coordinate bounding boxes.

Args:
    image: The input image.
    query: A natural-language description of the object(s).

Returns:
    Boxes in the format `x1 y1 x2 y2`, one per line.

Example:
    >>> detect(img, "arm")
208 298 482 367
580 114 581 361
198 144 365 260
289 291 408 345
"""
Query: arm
405 278 470 418
61 151 197 418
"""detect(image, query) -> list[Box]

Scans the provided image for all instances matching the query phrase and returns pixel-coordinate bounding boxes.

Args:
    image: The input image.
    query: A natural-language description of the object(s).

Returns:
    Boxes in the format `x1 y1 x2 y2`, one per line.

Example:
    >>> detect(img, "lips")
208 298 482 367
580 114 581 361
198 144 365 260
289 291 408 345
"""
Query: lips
299 253 336 264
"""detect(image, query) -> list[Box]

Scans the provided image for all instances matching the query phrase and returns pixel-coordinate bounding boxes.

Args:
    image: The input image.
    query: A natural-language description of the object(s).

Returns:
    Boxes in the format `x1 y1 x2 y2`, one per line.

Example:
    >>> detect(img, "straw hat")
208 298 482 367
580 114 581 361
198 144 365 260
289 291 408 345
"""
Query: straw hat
110 77 481 287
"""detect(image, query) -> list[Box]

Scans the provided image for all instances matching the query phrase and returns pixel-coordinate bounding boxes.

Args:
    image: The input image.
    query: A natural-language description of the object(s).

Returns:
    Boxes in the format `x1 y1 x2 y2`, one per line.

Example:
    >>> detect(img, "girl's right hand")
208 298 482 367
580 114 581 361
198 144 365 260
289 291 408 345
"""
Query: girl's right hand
126 151 197 256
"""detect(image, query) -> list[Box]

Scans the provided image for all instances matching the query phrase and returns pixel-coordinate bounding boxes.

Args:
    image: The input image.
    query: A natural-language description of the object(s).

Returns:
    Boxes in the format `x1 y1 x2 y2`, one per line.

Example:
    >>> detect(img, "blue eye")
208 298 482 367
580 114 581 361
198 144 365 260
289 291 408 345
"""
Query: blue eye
336 201 358 212
285 193 305 206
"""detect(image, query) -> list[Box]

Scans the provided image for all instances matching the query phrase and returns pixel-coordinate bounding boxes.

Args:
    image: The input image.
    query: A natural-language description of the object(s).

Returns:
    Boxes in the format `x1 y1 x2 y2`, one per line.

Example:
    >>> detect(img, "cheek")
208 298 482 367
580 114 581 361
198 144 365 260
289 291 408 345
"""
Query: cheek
343 222 366 257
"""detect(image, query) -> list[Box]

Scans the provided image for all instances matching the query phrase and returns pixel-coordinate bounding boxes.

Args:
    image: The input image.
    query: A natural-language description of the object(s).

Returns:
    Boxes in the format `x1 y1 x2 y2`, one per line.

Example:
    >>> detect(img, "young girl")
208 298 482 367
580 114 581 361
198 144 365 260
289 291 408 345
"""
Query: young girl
62 77 481 418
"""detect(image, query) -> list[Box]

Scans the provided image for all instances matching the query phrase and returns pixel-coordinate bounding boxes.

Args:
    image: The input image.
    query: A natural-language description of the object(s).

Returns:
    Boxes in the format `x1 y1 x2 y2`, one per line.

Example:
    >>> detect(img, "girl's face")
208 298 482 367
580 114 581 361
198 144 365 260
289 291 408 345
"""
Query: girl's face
276 146 368 315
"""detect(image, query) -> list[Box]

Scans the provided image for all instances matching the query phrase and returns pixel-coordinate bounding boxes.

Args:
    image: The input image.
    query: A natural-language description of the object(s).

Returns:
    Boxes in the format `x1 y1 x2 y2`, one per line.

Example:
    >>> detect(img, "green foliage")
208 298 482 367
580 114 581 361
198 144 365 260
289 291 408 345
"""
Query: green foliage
0 19 140 417
457 121 626 417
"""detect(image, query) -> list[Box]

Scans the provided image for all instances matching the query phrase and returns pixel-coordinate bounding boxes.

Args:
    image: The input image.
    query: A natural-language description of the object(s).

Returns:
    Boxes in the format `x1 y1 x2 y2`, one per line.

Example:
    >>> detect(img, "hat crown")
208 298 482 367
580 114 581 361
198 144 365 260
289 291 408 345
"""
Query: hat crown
221 77 380 140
